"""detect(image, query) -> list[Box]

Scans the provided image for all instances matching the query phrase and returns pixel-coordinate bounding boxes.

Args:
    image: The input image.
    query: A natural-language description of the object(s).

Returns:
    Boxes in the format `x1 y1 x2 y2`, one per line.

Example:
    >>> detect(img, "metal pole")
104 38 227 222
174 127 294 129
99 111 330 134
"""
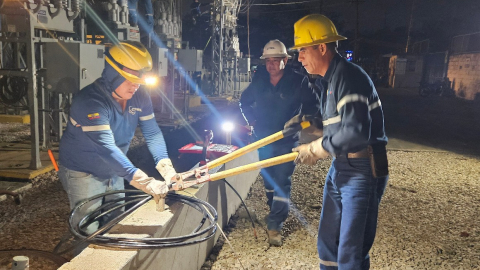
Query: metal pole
405 0 416 53
219 0 224 96
27 16 41 169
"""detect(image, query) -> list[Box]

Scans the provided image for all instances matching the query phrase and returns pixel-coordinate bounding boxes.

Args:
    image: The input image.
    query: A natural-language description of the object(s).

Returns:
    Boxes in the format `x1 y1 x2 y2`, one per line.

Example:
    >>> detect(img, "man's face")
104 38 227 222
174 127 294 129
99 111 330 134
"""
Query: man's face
115 68 141 100
297 45 324 75
265 57 286 77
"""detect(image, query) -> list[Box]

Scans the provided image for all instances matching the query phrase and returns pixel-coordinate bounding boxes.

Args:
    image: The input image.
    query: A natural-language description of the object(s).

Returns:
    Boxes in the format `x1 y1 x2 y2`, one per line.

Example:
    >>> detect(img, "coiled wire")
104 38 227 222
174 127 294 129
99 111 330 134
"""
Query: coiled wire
0 76 28 106
57 190 217 254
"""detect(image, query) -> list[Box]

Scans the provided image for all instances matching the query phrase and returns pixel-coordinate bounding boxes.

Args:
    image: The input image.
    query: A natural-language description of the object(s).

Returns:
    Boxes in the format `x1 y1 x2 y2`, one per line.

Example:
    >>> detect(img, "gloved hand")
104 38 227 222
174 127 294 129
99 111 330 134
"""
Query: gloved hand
284 114 315 130
156 158 179 185
130 169 169 203
292 138 330 165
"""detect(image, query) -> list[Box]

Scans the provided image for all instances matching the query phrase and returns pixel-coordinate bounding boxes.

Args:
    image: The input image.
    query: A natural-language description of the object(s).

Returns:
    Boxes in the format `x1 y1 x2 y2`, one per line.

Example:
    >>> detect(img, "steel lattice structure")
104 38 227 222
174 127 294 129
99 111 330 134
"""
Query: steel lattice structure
210 0 241 96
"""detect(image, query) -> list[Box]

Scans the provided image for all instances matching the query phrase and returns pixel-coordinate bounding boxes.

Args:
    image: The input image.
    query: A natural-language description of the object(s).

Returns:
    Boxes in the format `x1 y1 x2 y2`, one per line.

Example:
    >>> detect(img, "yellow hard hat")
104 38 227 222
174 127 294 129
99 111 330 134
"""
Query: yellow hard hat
291 14 347 50
105 41 153 85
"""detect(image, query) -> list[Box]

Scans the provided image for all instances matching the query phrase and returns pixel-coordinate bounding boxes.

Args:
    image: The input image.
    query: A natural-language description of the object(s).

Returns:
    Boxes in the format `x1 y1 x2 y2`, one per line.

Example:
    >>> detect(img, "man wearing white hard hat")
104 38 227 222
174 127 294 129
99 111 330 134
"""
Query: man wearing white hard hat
239 39 318 246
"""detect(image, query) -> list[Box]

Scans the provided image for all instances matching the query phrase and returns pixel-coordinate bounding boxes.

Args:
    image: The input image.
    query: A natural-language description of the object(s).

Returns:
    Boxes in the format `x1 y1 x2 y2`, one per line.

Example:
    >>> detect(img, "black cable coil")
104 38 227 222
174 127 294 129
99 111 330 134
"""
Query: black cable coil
0 76 28 106
59 190 217 253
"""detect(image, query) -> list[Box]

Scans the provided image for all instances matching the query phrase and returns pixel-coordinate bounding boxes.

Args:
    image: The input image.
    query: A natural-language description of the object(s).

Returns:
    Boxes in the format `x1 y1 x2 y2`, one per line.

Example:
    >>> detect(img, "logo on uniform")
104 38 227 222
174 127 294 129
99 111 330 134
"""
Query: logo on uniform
129 106 142 115
87 113 100 120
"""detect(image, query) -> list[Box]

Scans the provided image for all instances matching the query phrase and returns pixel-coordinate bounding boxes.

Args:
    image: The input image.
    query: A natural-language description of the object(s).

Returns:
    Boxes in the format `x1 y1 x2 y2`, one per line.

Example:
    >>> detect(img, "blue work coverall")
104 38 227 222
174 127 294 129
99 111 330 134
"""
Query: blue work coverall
239 65 318 231
316 54 388 270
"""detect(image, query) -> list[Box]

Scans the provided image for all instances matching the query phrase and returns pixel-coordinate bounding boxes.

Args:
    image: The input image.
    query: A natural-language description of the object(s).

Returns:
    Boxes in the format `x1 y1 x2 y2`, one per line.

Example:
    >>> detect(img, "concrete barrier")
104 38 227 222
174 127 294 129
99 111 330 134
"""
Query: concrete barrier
59 150 259 270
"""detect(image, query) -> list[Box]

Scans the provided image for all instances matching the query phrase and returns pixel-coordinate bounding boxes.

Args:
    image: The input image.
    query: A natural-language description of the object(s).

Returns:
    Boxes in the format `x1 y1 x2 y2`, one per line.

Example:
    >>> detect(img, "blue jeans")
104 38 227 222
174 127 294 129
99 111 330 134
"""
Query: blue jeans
258 143 296 231
59 165 125 253
317 158 388 270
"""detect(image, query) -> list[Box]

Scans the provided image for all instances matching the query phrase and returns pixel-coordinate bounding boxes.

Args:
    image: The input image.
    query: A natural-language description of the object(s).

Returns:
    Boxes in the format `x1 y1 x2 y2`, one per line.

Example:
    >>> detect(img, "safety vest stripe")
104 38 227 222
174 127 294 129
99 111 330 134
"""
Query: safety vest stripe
139 113 155 121
322 115 341 126
273 196 289 203
319 259 338 267
337 94 369 112
81 125 111 132
265 189 274 193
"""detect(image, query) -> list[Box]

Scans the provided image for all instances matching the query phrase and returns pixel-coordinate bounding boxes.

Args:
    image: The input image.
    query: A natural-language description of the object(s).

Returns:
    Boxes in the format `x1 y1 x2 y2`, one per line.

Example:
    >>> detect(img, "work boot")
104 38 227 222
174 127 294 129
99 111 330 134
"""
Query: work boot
267 230 282 246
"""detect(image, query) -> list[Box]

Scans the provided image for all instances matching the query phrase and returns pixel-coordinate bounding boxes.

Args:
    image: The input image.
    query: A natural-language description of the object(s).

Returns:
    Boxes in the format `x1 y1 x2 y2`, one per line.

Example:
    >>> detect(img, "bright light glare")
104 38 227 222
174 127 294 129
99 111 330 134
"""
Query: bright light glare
222 122 235 132
144 76 158 86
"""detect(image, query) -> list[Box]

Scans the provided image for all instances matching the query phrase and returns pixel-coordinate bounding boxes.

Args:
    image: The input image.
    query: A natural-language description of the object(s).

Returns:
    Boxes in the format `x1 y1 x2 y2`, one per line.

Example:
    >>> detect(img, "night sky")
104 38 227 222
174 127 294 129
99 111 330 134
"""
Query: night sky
183 0 480 58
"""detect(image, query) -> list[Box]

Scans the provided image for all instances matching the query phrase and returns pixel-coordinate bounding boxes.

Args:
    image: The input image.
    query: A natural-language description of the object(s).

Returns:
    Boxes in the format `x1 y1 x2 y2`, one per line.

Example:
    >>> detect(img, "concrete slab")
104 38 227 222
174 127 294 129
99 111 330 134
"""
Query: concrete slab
57 151 260 270
0 114 30 124
59 245 138 270
0 142 57 179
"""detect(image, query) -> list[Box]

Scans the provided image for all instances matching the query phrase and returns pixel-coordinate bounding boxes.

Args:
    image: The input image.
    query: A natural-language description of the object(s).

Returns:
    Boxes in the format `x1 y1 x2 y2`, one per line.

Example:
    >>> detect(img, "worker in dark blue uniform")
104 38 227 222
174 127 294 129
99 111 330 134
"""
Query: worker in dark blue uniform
59 41 178 246
239 39 319 246
289 15 389 269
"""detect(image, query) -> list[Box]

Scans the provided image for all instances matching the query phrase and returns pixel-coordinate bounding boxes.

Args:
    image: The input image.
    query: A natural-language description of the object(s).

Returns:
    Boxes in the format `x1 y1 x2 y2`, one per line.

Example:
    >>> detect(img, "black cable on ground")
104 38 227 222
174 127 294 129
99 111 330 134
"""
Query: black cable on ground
55 190 217 254
222 179 266 238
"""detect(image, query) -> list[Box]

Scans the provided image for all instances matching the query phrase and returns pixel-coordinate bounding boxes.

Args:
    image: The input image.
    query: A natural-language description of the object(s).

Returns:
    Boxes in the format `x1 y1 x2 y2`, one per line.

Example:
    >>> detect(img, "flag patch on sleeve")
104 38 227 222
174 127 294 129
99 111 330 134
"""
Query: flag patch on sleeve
88 113 100 120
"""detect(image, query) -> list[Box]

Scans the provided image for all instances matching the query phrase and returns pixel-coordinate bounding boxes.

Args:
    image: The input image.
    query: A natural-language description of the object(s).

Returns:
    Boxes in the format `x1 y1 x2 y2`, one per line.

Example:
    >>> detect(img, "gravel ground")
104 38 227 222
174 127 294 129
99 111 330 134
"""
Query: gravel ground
0 88 479 269
206 151 480 270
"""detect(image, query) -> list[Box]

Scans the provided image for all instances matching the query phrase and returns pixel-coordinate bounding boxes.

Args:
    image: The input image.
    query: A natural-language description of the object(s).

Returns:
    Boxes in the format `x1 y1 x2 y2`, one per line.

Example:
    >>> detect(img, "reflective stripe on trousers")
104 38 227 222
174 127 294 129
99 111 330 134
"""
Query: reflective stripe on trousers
258 143 296 231
318 157 388 270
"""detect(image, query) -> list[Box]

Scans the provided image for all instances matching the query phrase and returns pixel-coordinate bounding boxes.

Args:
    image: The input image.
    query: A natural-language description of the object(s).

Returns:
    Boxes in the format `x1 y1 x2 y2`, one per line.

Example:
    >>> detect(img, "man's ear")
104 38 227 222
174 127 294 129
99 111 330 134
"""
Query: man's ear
319 44 327 56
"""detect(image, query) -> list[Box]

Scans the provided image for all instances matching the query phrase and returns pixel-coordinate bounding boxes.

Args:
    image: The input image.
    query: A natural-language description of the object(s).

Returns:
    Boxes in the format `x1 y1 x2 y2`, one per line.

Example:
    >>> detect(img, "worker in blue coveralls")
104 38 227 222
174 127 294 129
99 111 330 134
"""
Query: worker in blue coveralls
58 41 177 244
287 14 389 269
239 39 319 246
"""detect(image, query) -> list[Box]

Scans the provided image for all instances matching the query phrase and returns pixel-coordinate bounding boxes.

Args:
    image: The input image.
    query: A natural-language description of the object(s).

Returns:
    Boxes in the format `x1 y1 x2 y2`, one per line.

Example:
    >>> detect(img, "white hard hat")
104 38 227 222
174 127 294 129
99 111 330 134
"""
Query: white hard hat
260 39 292 59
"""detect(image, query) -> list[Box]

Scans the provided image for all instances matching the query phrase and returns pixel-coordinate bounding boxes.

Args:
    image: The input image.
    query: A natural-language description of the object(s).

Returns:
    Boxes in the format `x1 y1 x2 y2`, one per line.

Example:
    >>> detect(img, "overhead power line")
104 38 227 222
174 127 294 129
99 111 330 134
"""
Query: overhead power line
246 2 346 14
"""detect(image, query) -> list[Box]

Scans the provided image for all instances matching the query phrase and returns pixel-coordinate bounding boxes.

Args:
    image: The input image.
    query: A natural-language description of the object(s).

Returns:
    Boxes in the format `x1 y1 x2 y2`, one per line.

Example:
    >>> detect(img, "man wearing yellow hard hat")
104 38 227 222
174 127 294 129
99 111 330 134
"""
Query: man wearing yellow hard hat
288 14 389 269
59 41 177 253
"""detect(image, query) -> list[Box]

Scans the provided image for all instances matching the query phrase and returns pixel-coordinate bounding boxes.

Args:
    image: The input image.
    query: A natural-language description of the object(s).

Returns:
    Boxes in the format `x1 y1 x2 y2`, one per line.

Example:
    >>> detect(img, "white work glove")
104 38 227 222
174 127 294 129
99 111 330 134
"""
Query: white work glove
130 169 169 203
292 138 330 165
156 158 179 185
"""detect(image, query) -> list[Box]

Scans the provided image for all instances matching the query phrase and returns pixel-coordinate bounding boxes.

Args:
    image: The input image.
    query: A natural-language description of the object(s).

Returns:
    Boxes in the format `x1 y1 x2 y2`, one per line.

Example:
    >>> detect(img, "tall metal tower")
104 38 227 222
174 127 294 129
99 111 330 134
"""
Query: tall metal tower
210 0 240 96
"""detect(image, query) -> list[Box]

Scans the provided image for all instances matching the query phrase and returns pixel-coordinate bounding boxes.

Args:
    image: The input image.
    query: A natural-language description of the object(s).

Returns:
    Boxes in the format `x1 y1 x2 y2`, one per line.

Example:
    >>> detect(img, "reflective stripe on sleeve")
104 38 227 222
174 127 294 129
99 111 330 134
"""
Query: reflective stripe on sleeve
265 189 274 193
336 94 369 112
81 125 111 132
368 99 381 111
70 117 79 126
322 115 341 126
139 113 155 121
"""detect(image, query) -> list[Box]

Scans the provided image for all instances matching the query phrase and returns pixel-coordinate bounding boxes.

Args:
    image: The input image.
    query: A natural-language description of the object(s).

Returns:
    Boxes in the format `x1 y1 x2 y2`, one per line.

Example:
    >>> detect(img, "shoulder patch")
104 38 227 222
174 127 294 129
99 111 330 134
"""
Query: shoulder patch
88 113 100 120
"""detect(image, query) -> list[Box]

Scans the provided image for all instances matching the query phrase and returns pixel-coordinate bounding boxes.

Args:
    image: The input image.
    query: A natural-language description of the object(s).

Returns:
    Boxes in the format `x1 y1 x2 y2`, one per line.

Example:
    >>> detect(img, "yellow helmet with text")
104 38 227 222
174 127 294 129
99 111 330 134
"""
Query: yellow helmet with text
291 14 347 50
105 41 153 85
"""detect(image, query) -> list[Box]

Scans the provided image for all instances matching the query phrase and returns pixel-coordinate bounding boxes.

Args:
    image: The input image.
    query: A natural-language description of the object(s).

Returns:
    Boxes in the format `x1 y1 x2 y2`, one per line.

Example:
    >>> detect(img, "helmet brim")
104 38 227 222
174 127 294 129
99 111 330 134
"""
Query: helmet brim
260 54 292 59
106 57 146 85
290 35 347 50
